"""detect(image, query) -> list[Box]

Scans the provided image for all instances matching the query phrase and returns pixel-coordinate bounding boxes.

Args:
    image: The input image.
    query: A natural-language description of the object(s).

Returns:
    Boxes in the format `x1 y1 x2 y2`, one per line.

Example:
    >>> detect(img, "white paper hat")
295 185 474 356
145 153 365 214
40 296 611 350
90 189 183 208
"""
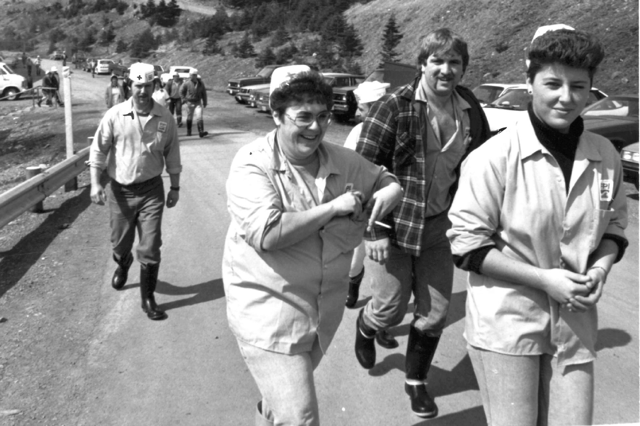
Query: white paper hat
269 65 311 94
129 63 155 84
353 81 390 104
50 66 57 73
190 68 198 75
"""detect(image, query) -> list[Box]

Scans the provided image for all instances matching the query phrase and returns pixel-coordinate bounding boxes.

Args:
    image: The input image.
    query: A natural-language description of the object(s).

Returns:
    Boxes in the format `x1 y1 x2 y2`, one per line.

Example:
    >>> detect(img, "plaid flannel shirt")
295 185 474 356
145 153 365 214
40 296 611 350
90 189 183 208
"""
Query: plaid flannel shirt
356 78 490 256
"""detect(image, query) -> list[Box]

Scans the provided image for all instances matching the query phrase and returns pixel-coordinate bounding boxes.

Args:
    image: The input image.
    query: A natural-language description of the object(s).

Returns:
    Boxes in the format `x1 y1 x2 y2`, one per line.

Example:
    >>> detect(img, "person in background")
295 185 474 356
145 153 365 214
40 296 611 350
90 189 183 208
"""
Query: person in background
122 69 132 99
89 63 182 321
180 69 208 138
34 55 41 76
105 74 125 109
353 28 491 419
447 25 627 426
223 66 403 426
343 81 398 350
166 72 184 127
38 67 64 107
152 77 170 108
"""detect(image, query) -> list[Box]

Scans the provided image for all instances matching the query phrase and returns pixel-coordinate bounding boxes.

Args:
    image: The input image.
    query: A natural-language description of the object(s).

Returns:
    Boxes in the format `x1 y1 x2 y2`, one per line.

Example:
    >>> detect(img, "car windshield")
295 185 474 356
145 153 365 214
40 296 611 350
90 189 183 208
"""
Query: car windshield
582 97 639 118
257 67 274 78
323 77 336 87
2 64 14 74
473 86 506 104
490 89 530 110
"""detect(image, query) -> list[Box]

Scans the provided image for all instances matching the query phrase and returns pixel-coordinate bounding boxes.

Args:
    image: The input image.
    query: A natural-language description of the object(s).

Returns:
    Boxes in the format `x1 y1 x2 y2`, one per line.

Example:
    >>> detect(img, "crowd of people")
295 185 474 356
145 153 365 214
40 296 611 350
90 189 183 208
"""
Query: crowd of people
85 24 628 426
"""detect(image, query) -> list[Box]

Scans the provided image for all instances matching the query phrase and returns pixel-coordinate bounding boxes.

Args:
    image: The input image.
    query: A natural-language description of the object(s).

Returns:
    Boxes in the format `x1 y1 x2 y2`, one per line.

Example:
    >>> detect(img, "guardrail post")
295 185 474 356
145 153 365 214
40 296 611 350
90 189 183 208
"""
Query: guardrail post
63 66 77 193
25 166 44 212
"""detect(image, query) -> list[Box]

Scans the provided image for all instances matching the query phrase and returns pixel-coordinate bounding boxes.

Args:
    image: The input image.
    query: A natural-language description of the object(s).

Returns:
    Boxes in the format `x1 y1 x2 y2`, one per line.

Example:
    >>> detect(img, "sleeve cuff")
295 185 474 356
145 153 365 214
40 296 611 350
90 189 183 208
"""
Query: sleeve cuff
453 245 494 273
602 233 629 263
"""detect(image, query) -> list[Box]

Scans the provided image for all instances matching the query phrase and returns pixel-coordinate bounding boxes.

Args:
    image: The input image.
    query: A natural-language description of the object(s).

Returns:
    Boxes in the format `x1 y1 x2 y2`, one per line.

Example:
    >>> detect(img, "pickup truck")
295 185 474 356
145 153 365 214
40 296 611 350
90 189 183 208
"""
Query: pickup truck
331 62 417 122
160 66 197 85
0 62 27 101
227 65 282 97
324 73 366 122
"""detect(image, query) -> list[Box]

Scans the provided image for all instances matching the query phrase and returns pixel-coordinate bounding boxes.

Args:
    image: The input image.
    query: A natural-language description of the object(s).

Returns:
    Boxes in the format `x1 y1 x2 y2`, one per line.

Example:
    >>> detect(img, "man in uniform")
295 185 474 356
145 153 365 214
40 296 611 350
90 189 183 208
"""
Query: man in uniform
38 67 63 107
353 28 490 418
89 62 182 321
180 69 208 138
166 72 183 127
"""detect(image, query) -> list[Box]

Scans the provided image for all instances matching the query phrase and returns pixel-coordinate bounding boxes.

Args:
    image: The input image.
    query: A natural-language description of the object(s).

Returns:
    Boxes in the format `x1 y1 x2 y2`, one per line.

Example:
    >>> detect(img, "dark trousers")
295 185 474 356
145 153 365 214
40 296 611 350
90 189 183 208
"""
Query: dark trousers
169 97 182 123
107 176 165 265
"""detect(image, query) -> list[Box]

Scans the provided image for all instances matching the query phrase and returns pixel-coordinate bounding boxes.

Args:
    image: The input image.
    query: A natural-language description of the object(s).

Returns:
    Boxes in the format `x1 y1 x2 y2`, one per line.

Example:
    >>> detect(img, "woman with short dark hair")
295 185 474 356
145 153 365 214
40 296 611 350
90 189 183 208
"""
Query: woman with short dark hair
447 27 627 425
223 67 402 426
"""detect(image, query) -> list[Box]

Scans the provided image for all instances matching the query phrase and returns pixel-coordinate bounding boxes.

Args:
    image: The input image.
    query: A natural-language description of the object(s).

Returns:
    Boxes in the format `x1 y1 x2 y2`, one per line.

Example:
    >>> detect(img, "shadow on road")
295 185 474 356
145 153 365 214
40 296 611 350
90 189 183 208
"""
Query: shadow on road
0 186 92 298
155 277 225 311
596 327 632 351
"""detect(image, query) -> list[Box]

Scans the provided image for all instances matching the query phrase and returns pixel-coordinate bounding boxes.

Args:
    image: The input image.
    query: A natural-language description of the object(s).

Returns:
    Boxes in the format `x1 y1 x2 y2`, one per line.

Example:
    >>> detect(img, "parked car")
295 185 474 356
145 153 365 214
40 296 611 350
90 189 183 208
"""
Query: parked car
153 65 164 77
227 65 282 97
482 85 609 134
325 73 366 122
0 62 27 101
582 94 639 152
160 65 197 85
49 51 64 60
236 83 270 105
472 83 521 106
254 86 272 113
95 59 114 74
109 60 129 76
620 142 639 189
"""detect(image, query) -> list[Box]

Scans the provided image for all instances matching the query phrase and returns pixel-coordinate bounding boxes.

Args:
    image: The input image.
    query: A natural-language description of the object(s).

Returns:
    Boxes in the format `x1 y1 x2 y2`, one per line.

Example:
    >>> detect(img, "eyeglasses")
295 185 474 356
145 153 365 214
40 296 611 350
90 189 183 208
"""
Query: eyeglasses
285 111 332 128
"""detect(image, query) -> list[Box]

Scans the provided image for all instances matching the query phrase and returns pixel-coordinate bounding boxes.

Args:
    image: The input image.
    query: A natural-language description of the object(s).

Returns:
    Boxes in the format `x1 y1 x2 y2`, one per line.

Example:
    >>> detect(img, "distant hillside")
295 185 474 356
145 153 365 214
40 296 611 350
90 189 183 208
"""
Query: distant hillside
345 0 638 94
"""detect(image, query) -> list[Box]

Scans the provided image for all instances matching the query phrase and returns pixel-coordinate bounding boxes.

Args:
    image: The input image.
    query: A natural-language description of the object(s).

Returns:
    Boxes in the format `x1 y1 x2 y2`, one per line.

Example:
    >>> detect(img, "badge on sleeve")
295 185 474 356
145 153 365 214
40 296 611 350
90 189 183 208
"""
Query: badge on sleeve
158 121 167 133
344 183 354 192
600 179 613 202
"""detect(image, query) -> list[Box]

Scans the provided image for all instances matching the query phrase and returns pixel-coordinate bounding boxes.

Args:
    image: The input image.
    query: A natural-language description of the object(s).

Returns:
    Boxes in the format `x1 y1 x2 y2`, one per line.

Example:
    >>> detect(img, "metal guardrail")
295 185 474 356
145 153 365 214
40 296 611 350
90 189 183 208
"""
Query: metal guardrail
0 146 90 229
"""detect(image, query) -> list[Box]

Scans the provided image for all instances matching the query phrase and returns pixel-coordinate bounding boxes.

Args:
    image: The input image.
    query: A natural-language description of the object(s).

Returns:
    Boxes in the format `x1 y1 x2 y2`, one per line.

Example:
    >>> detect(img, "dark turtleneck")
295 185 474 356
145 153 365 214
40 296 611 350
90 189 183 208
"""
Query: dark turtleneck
527 103 583 194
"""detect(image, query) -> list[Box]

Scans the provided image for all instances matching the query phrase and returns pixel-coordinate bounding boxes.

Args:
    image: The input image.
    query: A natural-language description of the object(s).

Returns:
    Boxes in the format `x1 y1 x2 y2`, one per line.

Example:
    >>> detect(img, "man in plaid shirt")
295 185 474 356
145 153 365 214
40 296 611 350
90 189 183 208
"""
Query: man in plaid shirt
354 28 490 419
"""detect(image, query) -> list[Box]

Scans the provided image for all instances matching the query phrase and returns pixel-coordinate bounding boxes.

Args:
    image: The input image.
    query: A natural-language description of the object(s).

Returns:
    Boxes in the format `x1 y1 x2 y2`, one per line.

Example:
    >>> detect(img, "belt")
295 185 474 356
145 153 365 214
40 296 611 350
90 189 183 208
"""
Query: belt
114 175 162 190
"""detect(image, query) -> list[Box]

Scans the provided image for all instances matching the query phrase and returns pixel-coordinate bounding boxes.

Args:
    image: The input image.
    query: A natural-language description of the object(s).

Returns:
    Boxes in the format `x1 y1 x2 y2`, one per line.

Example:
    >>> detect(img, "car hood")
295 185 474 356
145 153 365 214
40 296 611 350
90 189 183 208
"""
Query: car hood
583 116 637 132
332 86 357 94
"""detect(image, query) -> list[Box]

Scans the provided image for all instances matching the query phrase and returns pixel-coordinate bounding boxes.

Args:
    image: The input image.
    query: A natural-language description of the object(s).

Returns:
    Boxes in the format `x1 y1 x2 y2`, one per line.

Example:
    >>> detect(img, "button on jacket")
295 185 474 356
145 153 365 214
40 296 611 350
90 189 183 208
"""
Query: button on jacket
356 78 490 255
223 130 398 355
90 98 182 185
447 115 628 368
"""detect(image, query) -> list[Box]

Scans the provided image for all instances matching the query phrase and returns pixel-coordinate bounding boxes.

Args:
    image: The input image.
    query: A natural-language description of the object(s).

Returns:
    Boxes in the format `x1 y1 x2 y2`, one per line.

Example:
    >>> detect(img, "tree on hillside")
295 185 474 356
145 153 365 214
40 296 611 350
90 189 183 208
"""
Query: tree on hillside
99 24 116 46
235 31 256 58
256 47 277 68
115 39 128 53
270 25 290 48
140 0 156 19
130 28 158 58
380 14 403 65
203 33 222 56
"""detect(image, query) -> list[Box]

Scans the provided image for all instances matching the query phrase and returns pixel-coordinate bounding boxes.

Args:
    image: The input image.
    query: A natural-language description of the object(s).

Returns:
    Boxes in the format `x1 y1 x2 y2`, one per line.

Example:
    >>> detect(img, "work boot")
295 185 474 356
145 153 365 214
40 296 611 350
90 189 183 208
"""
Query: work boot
111 252 133 290
354 309 376 369
139 263 167 321
197 121 208 138
186 120 192 136
405 327 440 418
375 328 399 349
345 266 364 308
37 98 42 107
177 118 183 128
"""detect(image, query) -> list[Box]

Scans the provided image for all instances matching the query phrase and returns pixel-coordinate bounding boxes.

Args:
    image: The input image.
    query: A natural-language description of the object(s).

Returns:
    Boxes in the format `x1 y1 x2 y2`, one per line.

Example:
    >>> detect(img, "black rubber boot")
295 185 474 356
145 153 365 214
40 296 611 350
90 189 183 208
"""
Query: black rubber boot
375 328 399 349
140 263 167 321
405 327 440 418
186 120 192 136
197 121 208 138
345 266 365 308
111 252 133 290
355 309 376 369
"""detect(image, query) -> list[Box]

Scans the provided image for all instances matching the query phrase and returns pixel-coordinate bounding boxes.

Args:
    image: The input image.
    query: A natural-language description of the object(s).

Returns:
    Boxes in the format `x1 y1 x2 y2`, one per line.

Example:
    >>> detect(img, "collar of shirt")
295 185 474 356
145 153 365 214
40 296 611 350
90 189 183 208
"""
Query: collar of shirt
267 130 342 179
517 117 602 163
414 79 471 112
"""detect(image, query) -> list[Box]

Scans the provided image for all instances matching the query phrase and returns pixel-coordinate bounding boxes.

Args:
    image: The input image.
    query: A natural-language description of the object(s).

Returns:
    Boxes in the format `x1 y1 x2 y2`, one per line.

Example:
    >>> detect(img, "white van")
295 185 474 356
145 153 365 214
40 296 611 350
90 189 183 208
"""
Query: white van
0 62 26 101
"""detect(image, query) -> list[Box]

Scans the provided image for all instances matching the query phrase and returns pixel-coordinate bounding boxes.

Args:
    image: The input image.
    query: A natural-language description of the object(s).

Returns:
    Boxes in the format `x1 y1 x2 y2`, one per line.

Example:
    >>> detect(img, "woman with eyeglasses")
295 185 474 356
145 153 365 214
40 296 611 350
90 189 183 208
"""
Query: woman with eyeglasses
223 67 402 426
447 27 628 425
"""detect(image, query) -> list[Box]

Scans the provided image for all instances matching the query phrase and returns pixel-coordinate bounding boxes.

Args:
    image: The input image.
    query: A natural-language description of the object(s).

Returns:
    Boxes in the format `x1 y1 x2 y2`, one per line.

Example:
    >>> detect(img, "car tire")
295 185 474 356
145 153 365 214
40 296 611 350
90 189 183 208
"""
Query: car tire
4 88 19 101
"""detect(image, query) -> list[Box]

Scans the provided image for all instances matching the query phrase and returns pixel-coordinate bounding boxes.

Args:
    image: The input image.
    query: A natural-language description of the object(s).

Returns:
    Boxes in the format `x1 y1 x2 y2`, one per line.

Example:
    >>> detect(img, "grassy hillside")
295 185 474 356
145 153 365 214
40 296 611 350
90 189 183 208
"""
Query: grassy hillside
345 0 638 94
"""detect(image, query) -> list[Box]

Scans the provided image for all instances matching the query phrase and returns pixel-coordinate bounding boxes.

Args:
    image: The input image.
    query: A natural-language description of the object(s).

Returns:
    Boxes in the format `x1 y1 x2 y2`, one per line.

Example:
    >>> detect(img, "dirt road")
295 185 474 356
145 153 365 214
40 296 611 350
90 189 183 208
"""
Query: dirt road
0 60 638 426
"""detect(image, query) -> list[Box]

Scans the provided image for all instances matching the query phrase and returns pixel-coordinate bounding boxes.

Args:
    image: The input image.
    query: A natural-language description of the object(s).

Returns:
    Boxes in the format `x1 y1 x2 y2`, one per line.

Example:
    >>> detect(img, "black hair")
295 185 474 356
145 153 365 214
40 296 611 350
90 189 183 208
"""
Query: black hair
527 29 605 82
417 28 469 72
270 71 333 117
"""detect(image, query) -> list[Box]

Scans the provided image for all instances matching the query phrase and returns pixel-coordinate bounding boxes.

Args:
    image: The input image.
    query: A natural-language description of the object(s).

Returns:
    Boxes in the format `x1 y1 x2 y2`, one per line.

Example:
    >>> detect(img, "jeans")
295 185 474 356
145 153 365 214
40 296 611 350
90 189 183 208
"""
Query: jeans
468 345 594 426
185 101 203 123
169 98 182 124
238 339 324 426
362 211 453 335
107 176 165 265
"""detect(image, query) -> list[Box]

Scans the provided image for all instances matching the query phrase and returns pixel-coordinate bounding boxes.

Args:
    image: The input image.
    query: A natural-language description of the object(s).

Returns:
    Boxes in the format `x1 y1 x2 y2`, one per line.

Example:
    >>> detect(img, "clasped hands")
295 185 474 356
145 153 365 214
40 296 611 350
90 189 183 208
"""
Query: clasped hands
539 267 606 313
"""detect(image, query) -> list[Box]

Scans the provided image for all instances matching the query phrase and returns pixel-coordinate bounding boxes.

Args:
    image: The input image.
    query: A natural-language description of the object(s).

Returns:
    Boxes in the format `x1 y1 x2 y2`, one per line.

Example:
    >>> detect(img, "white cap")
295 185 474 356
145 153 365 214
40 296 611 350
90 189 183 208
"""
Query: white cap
531 24 575 43
526 24 575 69
190 68 198 75
353 81 390 104
129 63 155 83
269 65 311 94
50 66 57 73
